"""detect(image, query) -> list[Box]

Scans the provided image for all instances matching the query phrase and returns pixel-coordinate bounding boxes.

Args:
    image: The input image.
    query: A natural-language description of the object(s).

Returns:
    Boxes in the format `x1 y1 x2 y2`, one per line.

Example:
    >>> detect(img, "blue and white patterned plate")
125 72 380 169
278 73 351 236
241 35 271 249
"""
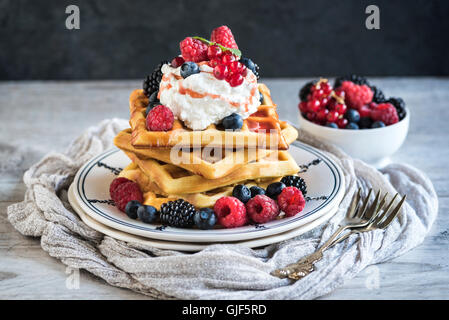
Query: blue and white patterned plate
72 142 344 243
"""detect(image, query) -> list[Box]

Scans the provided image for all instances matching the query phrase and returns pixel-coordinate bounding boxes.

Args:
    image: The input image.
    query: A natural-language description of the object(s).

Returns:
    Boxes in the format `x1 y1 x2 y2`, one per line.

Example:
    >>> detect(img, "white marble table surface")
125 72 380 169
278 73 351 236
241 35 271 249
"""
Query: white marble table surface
0 78 448 300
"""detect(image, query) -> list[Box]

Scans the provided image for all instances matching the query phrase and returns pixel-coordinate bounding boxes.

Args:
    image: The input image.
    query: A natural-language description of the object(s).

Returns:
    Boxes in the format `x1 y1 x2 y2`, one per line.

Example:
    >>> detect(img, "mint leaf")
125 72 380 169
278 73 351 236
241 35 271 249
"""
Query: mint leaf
192 36 242 58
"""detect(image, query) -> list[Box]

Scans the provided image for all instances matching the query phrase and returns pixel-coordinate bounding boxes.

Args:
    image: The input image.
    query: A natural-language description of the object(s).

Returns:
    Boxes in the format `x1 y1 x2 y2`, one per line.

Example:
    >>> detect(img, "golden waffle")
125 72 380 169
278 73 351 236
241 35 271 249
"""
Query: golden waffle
122 149 299 195
118 163 280 209
129 83 290 150
114 124 298 179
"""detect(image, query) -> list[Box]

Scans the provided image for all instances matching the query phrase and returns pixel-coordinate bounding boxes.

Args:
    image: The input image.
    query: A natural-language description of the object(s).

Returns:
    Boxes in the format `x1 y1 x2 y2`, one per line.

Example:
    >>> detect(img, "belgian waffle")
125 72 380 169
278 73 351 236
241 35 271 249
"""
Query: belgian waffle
129 83 290 150
118 163 280 209
114 124 298 179
122 149 299 195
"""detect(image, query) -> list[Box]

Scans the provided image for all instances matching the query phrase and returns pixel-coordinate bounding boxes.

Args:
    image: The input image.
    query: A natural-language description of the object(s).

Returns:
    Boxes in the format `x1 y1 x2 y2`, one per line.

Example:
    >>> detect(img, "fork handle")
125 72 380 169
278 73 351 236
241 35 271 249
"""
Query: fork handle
270 225 348 280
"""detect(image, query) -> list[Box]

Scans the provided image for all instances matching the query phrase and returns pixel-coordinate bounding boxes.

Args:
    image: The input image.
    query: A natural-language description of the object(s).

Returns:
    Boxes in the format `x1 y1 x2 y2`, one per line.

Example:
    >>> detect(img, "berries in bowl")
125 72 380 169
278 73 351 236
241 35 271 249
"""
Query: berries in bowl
297 76 409 166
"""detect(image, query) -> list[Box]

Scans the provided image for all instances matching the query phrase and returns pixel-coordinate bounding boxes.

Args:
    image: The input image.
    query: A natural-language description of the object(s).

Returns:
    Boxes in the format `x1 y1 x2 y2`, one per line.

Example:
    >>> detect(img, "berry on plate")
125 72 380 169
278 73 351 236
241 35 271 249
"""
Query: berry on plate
125 200 142 219
210 25 238 49
386 97 407 120
277 187 306 217
359 117 373 129
232 185 251 204
143 60 169 98
109 177 131 198
171 56 185 68
160 199 196 228
281 176 307 196
325 122 338 128
137 205 159 224
214 196 247 228
193 208 217 230
371 103 399 125
339 81 373 110
246 195 280 223
222 113 243 130
250 186 266 198
180 61 200 78
111 181 143 212
146 105 174 131
179 37 208 62
266 182 286 200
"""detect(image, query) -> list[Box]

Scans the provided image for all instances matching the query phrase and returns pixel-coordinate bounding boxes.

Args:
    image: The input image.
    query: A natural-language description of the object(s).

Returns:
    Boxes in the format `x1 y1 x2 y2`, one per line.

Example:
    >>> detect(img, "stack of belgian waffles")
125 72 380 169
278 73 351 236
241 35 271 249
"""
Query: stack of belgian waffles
114 83 299 209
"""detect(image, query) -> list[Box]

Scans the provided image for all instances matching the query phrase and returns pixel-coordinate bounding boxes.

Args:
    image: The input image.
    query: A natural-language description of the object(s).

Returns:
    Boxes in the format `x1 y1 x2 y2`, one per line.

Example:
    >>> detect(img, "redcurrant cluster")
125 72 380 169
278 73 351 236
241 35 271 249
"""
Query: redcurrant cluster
298 79 349 128
207 45 248 87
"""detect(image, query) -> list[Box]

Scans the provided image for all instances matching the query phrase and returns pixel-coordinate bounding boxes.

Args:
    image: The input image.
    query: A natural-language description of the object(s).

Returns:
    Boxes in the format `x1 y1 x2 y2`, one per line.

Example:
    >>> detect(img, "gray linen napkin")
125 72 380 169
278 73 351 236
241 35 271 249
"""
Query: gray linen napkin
7 119 438 299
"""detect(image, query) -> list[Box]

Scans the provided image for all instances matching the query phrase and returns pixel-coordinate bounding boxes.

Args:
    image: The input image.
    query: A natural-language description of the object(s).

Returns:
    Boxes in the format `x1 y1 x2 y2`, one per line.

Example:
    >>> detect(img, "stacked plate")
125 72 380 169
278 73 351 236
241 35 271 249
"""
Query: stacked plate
68 141 345 251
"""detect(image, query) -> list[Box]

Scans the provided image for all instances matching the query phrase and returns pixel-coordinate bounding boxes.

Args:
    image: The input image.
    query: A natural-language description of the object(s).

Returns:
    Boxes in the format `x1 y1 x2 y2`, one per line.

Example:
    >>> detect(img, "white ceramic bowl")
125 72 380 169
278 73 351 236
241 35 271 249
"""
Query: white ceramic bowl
298 108 410 167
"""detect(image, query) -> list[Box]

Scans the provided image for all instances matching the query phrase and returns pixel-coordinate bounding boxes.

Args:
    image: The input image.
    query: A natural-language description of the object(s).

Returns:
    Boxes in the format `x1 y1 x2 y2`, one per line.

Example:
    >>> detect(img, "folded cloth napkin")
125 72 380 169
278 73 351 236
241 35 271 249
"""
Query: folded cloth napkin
7 119 438 299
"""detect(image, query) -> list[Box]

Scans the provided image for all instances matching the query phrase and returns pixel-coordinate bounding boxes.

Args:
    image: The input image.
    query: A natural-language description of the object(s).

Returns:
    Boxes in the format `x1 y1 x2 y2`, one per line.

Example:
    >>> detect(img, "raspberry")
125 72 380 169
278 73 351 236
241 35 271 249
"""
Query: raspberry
214 197 247 228
358 105 372 118
277 187 306 217
179 37 208 62
339 81 373 110
146 105 174 131
210 25 238 49
109 177 131 199
246 195 280 223
112 181 143 212
371 103 399 125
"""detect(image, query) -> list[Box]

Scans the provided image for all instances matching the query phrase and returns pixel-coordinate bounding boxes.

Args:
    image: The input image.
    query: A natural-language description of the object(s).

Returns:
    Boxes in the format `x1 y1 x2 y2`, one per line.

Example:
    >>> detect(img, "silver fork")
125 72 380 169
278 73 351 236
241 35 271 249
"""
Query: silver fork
271 189 406 280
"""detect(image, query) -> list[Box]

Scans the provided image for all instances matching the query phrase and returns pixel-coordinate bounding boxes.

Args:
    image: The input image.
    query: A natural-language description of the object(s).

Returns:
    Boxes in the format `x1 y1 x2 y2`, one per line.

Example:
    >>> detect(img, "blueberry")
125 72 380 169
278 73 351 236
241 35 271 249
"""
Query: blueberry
124 200 142 219
266 182 286 200
250 186 265 198
180 62 200 78
232 185 251 203
222 113 243 130
193 208 217 230
345 109 360 123
148 91 159 104
371 121 386 128
240 57 256 74
346 122 359 130
259 90 264 104
325 122 338 128
137 205 158 224
359 117 373 129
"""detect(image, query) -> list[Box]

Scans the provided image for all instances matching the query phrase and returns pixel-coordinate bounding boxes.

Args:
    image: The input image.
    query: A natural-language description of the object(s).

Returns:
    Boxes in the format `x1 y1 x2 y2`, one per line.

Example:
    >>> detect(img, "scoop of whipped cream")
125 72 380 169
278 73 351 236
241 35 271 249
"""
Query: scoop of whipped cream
158 63 260 130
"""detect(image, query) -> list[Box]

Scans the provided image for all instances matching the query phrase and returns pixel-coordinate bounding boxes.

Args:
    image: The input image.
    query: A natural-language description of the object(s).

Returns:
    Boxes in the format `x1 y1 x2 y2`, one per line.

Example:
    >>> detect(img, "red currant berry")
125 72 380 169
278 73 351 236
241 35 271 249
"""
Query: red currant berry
299 101 308 113
208 58 220 68
207 45 222 60
228 73 244 87
213 64 229 80
222 53 236 65
337 118 348 128
321 82 333 94
306 112 317 121
317 108 329 122
171 56 185 68
312 89 325 99
334 88 345 98
229 61 242 73
307 99 321 112
320 97 329 107
327 110 340 123
335 103 347 114
241 67 248 77
327 99 336 110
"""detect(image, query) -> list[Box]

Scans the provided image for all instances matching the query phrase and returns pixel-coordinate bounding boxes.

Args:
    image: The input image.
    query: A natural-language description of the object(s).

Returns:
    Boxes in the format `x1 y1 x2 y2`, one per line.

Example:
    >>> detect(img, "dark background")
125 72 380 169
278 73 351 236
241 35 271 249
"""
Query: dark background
1 0 448 80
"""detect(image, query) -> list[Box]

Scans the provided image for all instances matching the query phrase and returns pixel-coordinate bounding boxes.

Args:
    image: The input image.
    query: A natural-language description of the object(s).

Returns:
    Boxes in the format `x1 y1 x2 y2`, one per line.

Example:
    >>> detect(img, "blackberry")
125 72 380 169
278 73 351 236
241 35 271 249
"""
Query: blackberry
334 75 369 88
299 81 315 102
253 62 260 80
280 176 307 196
387 97 406 120
159 199 196 228
370 86 386 103
143 60 169 97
